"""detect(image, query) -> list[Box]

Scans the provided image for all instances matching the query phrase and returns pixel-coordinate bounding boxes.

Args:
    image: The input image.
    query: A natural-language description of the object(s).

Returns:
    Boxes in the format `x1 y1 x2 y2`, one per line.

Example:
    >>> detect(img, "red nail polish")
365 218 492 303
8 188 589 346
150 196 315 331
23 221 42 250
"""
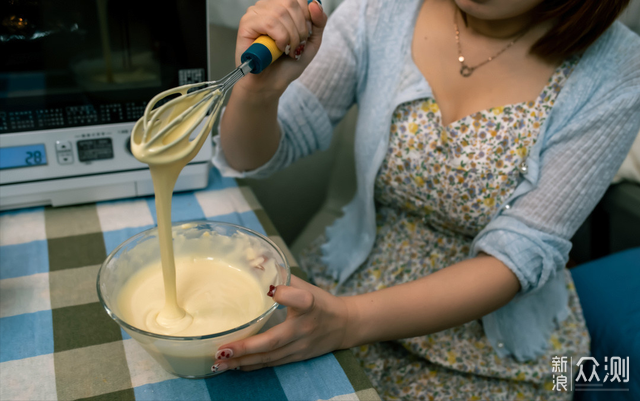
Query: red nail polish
267 285 276 297
293 42 306 60
211 363 228 373
216 348 233 360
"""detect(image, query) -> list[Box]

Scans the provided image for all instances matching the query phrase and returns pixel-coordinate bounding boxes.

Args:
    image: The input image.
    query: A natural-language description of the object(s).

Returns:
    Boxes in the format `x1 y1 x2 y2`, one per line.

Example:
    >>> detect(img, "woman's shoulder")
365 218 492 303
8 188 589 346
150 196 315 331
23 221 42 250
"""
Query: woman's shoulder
597 21 640 55
546 22 640 131
577 22 640 95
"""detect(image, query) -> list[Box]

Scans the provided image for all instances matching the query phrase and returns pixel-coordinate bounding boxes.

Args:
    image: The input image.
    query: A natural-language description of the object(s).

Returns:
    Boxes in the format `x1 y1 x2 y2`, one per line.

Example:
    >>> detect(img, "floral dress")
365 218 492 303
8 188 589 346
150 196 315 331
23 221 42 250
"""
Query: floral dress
299 57 590 401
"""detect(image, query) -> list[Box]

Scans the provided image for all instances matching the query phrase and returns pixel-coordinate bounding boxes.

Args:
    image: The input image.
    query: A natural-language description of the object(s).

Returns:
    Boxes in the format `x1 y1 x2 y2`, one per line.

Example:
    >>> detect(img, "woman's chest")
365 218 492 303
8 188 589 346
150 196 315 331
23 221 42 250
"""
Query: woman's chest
372 49 576 236
411 0 558 127
375 99 535 234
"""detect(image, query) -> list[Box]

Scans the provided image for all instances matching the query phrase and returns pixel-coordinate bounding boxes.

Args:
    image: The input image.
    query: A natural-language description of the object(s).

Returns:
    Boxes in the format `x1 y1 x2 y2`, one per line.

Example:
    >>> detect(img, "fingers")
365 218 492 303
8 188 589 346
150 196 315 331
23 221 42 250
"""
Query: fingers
300 1 326 60
211 281 317 369
271 4 303 57
219 320 298 359
297 0 312 21
258 7 295 54
215 340 304 372
212 348 303 373
273 277 315 314
287 1 312 42
210 276 346 375
210 313 305 374
239 0 319 59
240 353 304 371
213 284 315 356
309 0 327 31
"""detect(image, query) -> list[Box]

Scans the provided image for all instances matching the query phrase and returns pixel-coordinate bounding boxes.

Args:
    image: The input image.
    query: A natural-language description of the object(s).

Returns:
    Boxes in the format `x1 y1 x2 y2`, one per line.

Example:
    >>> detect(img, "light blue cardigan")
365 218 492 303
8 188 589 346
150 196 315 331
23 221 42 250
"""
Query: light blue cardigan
213 0 640 361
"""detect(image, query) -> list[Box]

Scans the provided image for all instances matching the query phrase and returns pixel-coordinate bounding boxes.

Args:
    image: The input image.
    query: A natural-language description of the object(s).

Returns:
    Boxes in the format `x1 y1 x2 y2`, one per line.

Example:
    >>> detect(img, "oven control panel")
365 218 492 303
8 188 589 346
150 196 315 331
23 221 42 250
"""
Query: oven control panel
0 122 212 185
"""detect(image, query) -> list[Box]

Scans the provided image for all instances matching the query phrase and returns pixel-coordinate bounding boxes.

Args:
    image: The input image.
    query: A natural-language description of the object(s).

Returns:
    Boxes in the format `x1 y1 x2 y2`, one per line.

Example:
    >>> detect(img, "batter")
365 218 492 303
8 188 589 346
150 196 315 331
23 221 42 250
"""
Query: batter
125 90 272 336
117 255 271 336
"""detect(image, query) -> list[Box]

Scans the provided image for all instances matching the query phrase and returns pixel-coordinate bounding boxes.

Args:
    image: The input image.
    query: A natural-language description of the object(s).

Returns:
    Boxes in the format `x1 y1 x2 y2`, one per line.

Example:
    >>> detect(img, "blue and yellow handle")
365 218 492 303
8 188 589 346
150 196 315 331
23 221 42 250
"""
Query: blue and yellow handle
240 1 318 73
241 35 284 74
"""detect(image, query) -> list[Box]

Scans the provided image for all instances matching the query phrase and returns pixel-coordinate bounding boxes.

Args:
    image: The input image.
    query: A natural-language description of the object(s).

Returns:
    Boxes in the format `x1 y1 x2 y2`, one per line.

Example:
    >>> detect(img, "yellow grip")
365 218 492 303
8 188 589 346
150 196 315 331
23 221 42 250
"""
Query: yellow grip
241 35 285 73
253 35 284 62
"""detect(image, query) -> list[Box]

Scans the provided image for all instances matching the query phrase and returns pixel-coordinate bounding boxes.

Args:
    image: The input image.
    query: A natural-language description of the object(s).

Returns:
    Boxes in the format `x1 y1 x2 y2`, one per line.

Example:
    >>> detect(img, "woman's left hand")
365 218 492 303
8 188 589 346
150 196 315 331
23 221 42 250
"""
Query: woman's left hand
211 275 352 372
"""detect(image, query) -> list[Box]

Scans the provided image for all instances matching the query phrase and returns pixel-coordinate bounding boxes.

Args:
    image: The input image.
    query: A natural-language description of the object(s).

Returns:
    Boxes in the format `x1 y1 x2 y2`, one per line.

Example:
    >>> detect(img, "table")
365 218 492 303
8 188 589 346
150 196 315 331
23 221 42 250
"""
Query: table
0 168 381 401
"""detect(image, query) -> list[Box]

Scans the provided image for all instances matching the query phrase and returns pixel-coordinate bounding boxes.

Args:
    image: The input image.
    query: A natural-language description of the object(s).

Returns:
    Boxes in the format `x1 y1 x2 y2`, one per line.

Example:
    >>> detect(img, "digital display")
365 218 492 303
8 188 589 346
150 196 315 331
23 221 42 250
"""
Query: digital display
0 144 48 170
77 138 114 162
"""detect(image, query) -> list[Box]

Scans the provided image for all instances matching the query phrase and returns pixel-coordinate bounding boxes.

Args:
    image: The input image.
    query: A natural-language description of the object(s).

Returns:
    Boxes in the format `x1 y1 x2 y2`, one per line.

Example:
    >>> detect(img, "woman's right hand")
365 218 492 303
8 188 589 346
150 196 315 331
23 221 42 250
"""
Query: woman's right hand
234 0 327 96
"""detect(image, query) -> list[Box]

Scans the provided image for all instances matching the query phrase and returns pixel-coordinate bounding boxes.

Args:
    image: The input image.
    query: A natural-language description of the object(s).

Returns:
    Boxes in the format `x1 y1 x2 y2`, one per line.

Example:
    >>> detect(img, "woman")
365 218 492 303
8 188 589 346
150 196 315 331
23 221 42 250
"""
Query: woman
212 0 640 399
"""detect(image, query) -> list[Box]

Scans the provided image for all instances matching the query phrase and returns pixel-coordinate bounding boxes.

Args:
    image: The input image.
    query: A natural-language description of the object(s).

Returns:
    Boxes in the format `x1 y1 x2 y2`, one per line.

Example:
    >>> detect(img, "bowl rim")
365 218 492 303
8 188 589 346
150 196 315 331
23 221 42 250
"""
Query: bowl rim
96 219 291 341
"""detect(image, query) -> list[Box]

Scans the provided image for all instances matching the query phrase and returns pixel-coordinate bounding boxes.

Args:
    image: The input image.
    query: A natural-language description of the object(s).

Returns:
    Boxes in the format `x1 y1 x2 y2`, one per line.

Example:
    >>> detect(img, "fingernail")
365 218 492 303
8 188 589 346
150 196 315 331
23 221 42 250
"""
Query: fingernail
211 363 228 373
307 21 313 37
284 44 290 55
293 42 306 61
267 285 276 297
315 0 323 9
215 348 233 360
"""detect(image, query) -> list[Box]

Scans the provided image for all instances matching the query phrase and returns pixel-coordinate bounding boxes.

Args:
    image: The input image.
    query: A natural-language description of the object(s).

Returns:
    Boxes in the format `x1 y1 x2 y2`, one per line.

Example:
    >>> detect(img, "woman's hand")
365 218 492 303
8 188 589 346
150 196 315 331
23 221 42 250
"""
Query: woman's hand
211 275 352 373
209 255 520 374
234 0 327 96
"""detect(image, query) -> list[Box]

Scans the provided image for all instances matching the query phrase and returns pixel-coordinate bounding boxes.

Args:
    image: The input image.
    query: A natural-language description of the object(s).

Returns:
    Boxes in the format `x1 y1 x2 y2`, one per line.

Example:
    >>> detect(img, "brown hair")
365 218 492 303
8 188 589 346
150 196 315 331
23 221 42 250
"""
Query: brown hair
530 0 631 61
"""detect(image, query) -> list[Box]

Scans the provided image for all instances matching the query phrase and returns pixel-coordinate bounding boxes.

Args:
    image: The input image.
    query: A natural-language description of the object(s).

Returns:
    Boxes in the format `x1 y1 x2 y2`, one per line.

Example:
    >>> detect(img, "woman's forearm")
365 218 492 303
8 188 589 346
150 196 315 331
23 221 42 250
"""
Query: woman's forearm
219 86 282 172
343 254 521 348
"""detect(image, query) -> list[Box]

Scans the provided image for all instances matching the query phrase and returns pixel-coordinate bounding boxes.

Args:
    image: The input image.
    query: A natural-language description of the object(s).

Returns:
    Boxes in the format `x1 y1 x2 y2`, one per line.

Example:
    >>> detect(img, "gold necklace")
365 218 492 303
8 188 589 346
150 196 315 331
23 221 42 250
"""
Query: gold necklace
454 9 531 77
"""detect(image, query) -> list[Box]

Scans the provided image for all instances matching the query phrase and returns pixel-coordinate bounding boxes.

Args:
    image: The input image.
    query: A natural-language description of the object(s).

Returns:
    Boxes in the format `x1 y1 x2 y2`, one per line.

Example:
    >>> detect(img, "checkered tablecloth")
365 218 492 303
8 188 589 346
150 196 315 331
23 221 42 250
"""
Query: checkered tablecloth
0 168 380 401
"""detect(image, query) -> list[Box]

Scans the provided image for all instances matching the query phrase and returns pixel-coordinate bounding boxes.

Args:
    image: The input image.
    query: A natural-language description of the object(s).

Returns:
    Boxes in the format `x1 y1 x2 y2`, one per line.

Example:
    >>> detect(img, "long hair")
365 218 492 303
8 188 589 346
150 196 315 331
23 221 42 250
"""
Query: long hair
459 0 631 61
530 0 631 61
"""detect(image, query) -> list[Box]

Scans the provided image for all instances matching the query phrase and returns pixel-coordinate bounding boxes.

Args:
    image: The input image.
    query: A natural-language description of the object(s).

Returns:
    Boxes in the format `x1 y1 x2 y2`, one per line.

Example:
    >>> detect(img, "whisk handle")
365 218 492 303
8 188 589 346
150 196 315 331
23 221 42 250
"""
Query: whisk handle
241 35 284 74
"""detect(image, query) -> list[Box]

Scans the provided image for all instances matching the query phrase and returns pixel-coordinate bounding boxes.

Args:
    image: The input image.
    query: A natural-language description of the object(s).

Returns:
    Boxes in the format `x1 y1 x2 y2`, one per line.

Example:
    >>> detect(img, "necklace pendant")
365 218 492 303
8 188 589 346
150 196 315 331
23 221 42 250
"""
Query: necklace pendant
460 65 474 77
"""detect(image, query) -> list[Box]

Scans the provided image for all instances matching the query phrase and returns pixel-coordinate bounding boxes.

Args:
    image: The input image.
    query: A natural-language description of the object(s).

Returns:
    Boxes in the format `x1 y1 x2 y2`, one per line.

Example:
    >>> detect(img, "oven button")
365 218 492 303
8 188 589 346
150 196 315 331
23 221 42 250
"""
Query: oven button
55 140 72 152
56 140 74 165
57 151 74 165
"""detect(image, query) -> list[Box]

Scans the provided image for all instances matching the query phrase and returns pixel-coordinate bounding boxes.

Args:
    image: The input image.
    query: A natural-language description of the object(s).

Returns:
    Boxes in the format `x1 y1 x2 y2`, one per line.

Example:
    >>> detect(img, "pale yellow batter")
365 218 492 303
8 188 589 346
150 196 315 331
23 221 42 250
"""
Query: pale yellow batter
117 256 271 336
126 88 266 336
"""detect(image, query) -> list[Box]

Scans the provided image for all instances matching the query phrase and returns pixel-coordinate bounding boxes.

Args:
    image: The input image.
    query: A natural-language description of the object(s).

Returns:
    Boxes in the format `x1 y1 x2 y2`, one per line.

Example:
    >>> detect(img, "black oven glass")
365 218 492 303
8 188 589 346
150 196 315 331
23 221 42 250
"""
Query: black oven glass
0 0 207 134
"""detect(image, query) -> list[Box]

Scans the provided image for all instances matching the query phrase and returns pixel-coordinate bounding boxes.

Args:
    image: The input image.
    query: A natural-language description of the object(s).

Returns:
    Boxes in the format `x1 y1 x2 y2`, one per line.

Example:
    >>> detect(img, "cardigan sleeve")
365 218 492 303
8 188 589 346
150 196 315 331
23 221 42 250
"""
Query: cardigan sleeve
212 0 362 179
472 91 640 361
473 92 640 293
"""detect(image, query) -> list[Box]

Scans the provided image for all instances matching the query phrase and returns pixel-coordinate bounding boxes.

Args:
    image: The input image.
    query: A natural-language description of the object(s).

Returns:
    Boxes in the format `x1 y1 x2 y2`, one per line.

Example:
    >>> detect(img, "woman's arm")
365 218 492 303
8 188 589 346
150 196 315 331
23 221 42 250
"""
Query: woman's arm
345 253 520 347
219 87 282 172
214 0 363 178
219 0 327 172
211 254 519 371
469 92 640 360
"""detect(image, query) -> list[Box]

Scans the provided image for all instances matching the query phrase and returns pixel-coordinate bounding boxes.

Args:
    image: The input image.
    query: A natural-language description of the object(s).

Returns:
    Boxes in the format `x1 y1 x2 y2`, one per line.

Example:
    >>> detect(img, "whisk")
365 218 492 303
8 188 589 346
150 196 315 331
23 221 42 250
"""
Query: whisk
130 36 284 164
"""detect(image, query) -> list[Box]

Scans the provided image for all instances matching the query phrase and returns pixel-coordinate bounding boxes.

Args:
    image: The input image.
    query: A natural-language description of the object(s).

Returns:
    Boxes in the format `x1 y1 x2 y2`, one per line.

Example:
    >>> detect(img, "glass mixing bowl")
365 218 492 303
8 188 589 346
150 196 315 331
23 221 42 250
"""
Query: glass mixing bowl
97 220 290 378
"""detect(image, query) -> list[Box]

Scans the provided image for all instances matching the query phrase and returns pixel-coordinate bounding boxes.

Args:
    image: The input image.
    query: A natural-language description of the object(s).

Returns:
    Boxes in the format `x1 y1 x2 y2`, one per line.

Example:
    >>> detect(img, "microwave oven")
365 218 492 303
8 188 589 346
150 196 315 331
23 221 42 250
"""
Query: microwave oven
0 0 213 210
